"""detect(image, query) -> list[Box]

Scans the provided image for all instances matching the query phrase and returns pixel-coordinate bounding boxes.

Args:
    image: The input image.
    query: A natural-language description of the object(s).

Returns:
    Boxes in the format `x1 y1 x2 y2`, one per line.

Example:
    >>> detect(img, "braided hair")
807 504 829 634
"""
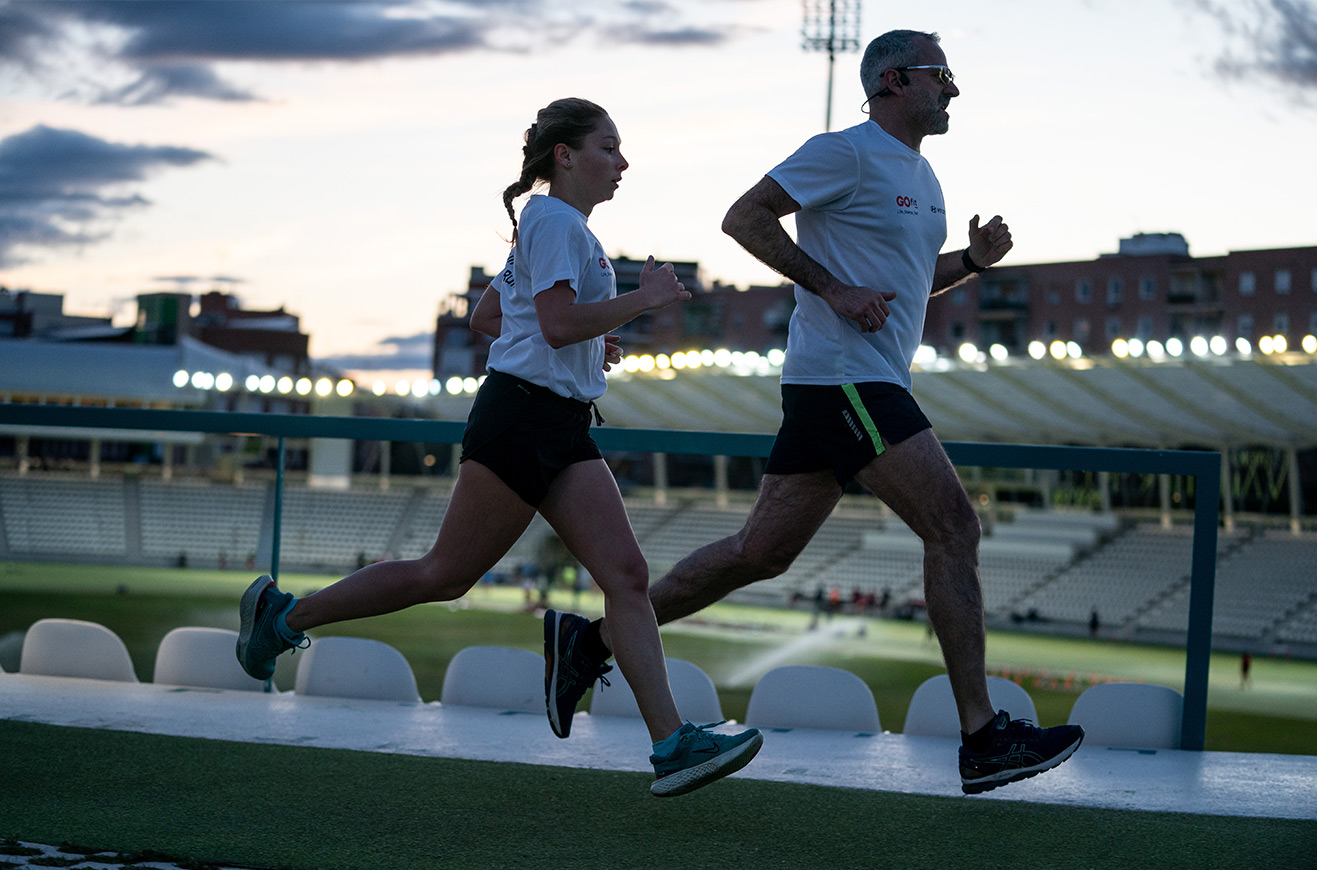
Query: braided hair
502 98 609 244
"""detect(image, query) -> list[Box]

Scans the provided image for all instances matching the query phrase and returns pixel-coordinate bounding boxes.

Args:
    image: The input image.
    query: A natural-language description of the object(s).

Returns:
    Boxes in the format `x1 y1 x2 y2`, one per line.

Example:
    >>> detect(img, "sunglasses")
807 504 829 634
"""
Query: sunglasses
897 64 956 85
864 65 956 107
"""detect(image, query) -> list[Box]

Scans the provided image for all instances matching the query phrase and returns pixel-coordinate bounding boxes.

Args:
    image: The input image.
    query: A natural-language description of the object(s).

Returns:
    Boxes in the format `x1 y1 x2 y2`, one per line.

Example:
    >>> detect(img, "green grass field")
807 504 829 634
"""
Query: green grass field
2 561 1315 754
3 720 1314 870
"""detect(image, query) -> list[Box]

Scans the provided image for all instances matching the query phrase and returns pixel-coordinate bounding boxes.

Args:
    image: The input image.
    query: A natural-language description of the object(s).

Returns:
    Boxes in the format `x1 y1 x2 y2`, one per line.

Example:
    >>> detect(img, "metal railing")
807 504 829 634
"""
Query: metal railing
0 403 1221 749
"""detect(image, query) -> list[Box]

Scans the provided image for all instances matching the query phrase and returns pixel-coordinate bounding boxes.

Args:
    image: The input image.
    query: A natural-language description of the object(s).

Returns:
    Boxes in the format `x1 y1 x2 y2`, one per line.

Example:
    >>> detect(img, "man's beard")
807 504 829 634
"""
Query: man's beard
914 97 950 136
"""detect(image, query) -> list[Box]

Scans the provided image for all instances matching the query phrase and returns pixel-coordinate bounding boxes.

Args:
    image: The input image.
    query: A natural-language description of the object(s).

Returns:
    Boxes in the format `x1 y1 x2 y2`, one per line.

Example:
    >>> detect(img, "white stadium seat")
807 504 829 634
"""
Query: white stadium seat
294 635 421 703
440 645 542 713
20 618 139 683
153 626 270 692
903 674 1037 737
589 658 724 723
745 665 881 732
1068 682 1183 750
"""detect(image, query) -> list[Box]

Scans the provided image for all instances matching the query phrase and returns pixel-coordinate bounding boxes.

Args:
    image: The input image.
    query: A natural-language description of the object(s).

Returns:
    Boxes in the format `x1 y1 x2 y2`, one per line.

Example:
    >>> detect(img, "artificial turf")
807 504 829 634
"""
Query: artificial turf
1 721 1313 870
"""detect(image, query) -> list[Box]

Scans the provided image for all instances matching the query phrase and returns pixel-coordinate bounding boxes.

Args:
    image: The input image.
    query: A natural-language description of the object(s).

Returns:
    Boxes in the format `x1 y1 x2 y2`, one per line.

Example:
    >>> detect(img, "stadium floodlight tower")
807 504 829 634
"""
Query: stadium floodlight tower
801 0 862 131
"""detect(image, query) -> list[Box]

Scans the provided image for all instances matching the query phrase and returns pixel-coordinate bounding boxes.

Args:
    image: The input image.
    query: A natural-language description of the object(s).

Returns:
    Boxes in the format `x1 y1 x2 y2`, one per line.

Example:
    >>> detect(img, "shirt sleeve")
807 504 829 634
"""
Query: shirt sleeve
766 132 860 213
523 210 589 297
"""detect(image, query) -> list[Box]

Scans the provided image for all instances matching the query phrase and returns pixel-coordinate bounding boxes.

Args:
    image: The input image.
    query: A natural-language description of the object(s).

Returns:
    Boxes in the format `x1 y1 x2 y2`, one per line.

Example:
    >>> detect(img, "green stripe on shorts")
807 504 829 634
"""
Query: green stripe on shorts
841 383 885 457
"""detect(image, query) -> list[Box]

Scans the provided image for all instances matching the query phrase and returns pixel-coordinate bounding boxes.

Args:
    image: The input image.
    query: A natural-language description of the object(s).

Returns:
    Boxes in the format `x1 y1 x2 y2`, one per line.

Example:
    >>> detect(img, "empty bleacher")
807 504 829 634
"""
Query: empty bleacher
1139 531 1317 643
2 472 1316 655
277 487 412 571
0 475 127 559
139 479 264 565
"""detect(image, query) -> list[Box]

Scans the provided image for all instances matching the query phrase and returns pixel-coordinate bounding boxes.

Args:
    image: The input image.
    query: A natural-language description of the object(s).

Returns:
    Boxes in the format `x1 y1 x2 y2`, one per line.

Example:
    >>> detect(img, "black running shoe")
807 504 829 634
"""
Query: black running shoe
959 710 1084 795
544 609 612 738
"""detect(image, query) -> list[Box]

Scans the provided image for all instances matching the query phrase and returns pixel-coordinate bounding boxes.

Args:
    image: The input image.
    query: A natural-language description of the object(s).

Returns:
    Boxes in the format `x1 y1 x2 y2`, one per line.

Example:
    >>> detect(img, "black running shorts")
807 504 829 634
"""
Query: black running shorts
764 382 932 486
460 370 602 507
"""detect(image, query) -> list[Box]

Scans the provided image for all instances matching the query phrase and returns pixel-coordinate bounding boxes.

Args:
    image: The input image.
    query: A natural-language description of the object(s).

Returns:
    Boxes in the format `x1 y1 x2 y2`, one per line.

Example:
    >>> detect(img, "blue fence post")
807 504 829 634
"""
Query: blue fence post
1181 456 1221 750
272 436 285 583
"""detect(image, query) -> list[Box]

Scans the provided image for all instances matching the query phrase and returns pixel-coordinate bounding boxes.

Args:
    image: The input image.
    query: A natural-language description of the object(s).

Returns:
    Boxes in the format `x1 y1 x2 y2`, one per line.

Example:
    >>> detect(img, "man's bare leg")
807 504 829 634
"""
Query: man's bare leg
855 428 995 734
601 470 841 649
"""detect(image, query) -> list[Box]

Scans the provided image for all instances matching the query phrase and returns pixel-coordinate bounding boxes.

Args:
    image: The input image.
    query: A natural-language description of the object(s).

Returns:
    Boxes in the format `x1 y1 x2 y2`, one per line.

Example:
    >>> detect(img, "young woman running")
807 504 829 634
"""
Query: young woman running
237 97 762 797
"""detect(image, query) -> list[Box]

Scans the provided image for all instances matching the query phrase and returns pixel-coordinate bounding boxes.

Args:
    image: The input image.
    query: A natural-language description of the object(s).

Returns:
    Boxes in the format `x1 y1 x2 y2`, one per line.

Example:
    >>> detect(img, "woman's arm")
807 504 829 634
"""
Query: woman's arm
469 283 503 338
534 255 689 349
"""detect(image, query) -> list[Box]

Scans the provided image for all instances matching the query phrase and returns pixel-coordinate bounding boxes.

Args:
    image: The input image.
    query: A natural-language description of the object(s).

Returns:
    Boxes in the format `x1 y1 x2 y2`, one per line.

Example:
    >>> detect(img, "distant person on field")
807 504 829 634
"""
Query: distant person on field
1240 651 1252 689
236 97 761 798
551 30 1083 795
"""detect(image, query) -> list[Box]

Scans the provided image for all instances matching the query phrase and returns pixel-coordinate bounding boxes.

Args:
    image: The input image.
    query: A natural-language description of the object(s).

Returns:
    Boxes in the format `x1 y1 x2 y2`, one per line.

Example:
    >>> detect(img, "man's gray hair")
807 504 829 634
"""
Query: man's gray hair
860 29 940 99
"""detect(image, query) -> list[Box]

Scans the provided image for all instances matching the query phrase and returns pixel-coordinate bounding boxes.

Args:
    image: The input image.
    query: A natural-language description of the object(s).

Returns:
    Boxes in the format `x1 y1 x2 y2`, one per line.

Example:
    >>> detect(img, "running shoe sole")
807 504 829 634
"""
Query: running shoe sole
544 609 570 738
650 730 764 798
236 574 277 680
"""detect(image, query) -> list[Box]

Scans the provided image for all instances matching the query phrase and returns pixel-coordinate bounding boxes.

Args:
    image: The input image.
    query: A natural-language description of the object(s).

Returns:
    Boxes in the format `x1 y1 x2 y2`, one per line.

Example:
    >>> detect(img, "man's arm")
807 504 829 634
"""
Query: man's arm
722 176 896 333
932 214 1013 296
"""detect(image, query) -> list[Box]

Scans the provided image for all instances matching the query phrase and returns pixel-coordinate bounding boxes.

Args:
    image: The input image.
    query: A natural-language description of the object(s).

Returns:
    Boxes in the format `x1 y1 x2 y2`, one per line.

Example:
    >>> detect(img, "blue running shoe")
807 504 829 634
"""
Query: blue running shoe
236 574 307 681
959 710 1084 794
650 722 763 797
544 609 612 738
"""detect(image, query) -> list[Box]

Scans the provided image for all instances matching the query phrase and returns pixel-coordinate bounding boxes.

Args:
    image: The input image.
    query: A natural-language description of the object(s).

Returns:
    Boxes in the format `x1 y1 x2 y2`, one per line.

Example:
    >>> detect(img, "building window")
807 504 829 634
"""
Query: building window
1311 267 1317 291
1137 315 1154 340
1240 271 1255 296
1044 320 1058 339
1139 275 1156 301
1238 314 1253 338
1075 279 1092 304
1275 269 1291 294
1310 311 1317 334
1105 317 1122 339
950 322 964 339
951 287 968 307
1274 312 1289 334
1046 290 1059 305
1106 276 1123 306
1074 318 1091 341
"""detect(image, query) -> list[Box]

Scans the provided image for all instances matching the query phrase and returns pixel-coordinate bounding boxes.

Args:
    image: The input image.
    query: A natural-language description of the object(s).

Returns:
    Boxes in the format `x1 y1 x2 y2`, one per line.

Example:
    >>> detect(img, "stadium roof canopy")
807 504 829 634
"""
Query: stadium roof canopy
545 356 1317 451
1 338 1314 452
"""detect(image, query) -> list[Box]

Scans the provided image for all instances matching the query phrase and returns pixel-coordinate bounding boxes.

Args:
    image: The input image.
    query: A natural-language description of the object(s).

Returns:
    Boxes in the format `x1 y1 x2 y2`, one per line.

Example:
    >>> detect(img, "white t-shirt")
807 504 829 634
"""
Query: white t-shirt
486 194 614 402
767 120 947 389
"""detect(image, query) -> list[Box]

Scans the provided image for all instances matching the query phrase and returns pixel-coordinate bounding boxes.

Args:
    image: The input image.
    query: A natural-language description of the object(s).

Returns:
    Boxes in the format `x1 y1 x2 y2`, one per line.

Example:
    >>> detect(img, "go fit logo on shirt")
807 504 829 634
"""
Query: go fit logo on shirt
896 195 918 215
598 257 612 276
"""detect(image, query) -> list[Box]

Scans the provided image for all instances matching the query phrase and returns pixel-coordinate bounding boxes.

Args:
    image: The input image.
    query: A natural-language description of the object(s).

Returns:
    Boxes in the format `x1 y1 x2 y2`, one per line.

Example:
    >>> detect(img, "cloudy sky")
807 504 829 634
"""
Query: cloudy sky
1 0 1314 381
